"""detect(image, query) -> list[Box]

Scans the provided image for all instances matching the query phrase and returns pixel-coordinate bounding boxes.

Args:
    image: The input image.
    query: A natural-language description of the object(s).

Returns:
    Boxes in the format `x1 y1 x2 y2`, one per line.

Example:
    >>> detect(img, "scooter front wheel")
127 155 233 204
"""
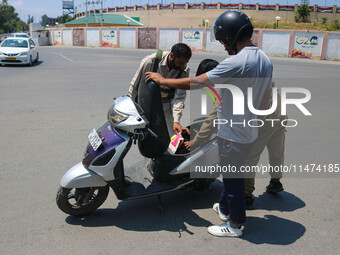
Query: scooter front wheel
56 185 109 216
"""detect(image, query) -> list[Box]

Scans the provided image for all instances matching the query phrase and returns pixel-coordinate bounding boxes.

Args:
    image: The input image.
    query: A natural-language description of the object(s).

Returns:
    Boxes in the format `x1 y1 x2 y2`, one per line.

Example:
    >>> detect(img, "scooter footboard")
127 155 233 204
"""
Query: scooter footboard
170 139 219 176
61 162 107 188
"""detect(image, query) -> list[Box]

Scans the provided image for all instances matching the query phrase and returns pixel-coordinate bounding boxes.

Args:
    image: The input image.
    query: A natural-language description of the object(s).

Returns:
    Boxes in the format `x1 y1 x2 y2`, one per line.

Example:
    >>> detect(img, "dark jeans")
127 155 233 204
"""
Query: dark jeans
218 137 252 224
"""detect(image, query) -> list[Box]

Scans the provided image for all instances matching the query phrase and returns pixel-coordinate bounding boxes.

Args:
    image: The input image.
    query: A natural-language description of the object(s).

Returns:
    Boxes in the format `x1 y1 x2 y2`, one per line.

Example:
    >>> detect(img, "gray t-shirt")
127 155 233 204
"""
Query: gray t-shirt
206 47 273 144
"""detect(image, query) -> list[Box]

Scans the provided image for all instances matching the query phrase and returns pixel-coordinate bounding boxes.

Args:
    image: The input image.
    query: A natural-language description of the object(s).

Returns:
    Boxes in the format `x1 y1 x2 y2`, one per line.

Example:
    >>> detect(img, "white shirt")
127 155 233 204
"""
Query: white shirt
207 47 273 144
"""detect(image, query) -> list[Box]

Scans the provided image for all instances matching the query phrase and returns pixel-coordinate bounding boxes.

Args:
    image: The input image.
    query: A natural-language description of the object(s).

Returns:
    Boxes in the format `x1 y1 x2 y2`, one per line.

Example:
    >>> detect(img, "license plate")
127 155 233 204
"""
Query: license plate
5 57 16 60
88 129 102 151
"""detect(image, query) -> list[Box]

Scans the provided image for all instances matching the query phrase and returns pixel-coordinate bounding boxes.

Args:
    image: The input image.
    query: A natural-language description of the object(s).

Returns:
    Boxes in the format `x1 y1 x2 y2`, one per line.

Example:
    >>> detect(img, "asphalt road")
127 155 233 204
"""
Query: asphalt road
0 46 339 255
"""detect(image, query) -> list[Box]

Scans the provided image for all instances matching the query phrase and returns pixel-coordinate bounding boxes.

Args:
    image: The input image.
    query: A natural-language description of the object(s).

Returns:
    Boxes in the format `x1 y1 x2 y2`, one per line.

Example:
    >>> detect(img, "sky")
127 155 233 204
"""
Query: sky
8 0 340 23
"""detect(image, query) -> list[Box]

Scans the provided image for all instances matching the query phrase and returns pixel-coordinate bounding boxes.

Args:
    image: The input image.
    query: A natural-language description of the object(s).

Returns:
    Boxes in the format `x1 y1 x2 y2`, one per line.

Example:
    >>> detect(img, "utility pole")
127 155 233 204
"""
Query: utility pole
86 1 88 27
101 0 103 27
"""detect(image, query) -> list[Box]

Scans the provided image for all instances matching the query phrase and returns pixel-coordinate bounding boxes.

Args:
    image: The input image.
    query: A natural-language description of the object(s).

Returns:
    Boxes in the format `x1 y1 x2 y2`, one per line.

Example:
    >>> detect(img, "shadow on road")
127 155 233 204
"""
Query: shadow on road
1 60 44 67
243 215 306 245
66 181 223 237
254 191 306 212
65 180 306 242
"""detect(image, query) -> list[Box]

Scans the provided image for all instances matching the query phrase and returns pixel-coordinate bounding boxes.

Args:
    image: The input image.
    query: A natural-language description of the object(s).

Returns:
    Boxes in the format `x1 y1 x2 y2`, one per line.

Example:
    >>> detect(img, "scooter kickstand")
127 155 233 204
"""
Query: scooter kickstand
158 195 163 214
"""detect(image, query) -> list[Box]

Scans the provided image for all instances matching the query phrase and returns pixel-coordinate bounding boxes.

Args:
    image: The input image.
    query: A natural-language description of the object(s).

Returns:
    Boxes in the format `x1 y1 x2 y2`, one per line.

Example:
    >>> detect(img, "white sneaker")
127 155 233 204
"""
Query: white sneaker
213 203 229 222
207 221 243 237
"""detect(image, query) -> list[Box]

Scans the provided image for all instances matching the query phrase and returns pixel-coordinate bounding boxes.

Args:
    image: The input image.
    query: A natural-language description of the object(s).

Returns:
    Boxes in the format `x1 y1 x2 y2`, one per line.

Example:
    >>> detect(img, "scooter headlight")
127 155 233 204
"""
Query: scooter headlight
107 101 129 126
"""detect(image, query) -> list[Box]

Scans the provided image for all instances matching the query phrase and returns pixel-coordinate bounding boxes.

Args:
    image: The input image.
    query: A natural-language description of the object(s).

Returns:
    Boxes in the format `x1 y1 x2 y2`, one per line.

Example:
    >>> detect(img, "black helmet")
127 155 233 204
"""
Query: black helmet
213 10 253 49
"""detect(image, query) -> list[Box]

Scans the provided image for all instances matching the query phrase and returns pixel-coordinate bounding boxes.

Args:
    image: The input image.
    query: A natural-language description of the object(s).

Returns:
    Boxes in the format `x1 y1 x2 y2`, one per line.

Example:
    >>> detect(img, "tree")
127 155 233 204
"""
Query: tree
296 4 311 22
27 15 34 25
41 14 48 26
57 14 73 24
0 2 28 33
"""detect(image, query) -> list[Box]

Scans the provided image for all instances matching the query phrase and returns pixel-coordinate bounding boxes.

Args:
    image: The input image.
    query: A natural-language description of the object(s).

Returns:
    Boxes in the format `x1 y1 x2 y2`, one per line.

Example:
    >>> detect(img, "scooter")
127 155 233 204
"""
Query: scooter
56 77 219 216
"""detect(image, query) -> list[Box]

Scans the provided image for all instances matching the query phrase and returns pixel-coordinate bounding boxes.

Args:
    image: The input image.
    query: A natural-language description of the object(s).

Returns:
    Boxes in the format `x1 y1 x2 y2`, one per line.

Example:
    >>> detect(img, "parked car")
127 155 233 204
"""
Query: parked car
0 33 12 43
11 33 30 38
0 37 39 66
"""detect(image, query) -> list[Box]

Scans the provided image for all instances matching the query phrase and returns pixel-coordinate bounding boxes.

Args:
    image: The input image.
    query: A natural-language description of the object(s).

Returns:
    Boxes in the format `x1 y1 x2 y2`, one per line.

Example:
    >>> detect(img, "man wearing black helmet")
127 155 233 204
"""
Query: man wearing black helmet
146 10 273 237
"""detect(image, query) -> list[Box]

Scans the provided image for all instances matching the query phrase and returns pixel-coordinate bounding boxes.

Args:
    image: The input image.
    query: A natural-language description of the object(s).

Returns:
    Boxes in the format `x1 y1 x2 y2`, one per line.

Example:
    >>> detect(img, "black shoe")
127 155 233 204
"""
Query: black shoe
245 196 254 210
266 180 284 194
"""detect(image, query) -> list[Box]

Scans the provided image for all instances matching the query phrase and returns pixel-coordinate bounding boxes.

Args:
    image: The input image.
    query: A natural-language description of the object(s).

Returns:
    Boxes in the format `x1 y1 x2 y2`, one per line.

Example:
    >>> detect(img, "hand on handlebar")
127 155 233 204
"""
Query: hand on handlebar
145 72 165 85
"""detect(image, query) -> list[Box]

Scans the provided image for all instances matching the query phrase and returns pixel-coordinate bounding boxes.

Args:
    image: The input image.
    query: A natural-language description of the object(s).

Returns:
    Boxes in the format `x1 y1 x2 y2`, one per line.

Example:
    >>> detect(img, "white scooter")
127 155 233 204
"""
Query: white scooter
56 77 219 216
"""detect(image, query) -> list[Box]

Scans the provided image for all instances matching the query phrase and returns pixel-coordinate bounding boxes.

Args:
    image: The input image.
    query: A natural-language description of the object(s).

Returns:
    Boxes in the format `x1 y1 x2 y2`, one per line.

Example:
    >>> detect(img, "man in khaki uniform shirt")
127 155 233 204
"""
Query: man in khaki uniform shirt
128 43 191 136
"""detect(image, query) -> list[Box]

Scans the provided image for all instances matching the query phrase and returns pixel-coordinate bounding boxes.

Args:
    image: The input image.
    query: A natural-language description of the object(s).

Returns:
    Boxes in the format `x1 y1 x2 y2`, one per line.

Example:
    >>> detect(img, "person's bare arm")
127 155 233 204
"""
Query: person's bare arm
145 72 212 90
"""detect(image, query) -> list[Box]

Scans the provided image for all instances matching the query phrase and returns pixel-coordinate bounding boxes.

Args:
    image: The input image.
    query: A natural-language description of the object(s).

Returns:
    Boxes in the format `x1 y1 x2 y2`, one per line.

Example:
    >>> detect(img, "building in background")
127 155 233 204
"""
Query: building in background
29 23 51 46
47 17 59 27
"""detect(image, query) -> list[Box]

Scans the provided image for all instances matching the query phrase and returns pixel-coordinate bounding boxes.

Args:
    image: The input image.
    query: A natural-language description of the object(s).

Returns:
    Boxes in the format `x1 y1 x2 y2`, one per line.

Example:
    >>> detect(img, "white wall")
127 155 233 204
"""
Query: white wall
292 32 324 59
48 30 53 45
86 29 100 47
326 33 340 61
102 28 118 47
63 29 72 46
182 29 204 51
262 31 291 57
119 28 136 48
205 29 225 53
159 29 179 51
46 28 340 61
54 30 62 45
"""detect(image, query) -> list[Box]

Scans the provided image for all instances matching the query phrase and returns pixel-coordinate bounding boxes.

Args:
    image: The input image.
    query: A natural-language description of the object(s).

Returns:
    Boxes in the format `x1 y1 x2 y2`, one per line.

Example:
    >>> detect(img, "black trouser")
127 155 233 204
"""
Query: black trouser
218 137 252 224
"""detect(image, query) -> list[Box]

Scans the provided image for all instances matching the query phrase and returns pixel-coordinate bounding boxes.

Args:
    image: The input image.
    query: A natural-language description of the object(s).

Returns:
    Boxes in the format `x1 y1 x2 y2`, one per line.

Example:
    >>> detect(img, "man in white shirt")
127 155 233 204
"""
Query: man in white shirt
145 10 273 237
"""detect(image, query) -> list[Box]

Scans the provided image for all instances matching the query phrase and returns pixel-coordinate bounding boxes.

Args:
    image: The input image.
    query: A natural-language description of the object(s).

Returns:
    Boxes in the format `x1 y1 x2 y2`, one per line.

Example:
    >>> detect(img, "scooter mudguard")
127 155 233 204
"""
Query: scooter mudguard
60 162 107 188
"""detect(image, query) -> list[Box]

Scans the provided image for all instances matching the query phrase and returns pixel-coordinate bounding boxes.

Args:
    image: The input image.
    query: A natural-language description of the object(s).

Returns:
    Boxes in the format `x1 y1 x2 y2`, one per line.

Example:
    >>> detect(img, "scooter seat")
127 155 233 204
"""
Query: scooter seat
137 75 170 158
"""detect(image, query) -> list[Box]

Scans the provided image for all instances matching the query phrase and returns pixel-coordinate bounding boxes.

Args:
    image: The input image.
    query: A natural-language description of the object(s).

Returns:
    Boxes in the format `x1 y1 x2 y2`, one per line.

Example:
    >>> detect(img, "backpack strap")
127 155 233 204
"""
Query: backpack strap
153 49 163 72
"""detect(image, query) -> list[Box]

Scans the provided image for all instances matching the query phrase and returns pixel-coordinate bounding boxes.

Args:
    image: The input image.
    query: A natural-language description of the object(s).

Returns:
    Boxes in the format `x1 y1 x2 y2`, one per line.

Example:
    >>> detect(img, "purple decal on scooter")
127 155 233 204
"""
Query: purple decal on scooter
82 122 126 167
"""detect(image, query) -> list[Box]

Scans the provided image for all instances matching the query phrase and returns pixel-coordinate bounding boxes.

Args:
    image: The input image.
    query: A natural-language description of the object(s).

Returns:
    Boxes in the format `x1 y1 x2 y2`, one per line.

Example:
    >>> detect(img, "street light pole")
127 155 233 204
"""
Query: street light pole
276 16 281 28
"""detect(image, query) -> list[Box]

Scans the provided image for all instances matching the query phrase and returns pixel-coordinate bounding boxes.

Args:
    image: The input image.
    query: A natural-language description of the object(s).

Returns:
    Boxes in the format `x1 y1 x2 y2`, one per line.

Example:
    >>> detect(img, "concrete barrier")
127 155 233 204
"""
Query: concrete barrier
182 29 204 51
63 29 72 46
326 33 340 61
292 32 324 59
262 31 291 57
119 28 136 48
53 30 62 46
48 27 340 61
86 28 100 47
205 29 225 53
102 28 118 47
159 29 180 51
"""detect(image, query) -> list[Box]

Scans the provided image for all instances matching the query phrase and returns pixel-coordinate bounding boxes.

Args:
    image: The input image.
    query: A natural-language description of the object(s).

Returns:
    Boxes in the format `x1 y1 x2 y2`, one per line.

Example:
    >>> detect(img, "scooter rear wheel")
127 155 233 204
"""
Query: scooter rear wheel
56 185 109 216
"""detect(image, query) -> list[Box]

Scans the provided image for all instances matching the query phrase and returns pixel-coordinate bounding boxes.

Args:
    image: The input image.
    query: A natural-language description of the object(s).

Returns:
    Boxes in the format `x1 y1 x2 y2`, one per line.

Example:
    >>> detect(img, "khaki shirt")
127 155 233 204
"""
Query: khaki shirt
128 51 189 123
